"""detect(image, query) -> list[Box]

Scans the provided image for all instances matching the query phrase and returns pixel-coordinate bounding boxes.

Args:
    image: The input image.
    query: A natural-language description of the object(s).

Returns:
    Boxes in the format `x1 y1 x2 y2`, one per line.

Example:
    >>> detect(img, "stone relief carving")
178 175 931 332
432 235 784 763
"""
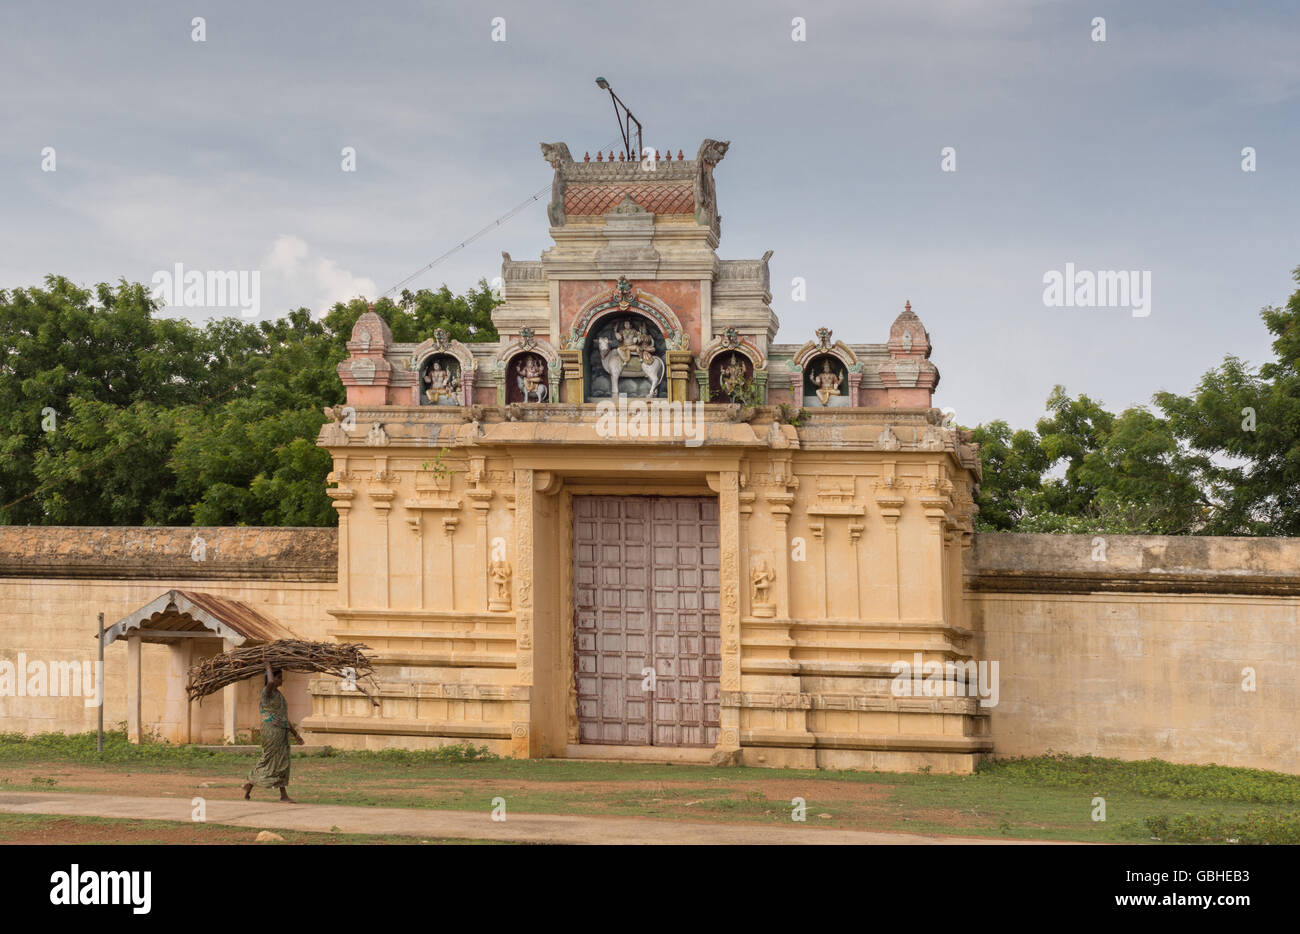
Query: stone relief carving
919 425 946 451
812 359 843 406
488 558 512 612
692 138 730 230
321 405 351 445
365 422 389 447
540 141 571 226
750 560 776 618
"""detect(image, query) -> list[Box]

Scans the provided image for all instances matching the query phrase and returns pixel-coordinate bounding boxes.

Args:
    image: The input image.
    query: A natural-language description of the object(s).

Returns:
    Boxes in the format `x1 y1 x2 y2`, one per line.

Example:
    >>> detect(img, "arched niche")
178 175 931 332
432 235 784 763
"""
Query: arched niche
696 327 767 402
584 312 668 400
802 353 849 408
409 330 476 406
565 276 688 352
507 352 550 402
493 329 561 404
419 353 462 406
791 327 861 406
709 351 755 403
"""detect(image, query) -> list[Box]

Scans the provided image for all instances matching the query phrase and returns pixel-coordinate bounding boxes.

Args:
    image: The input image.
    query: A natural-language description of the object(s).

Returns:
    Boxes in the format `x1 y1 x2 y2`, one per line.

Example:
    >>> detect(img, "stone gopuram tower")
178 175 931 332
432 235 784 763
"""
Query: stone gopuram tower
303 137 988 771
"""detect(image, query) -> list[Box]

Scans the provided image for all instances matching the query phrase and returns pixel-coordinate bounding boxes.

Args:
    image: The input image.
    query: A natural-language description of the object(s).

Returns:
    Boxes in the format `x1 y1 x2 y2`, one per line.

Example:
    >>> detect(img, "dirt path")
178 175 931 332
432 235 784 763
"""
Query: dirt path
0 790 1073 845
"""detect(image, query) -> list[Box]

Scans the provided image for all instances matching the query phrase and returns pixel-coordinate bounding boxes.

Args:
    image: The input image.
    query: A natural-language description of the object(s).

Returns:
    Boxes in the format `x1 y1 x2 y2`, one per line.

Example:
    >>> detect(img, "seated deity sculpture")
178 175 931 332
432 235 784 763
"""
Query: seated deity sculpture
424 360 458 405
515 355 547 402
814 359 842 406
594 318 666 398
615 318 653 368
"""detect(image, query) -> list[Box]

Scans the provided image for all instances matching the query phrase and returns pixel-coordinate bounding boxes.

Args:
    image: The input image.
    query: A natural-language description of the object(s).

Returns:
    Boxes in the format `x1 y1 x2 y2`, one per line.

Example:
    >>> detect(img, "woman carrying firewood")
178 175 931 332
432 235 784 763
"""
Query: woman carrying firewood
242 663 303 803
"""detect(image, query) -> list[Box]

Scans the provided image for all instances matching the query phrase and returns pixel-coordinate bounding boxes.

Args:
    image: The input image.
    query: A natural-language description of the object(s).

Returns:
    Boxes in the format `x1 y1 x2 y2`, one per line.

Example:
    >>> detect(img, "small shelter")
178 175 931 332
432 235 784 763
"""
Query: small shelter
102 590 298 744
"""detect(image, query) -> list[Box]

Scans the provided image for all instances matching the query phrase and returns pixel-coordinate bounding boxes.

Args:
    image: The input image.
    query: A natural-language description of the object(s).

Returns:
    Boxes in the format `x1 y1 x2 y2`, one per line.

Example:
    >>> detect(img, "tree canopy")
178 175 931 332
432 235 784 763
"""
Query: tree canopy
0 276 498 526
971 265 1300 536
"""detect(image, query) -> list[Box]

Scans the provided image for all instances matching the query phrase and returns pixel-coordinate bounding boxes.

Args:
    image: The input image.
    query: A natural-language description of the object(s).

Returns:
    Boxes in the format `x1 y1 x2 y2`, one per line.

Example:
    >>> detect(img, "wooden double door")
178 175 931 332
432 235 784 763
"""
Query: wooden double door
573 496 721 747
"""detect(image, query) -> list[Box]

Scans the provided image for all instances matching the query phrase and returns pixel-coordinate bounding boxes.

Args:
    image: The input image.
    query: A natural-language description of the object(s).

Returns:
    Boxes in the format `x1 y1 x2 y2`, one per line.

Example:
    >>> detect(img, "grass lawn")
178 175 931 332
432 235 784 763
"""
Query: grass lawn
3 732 1299 843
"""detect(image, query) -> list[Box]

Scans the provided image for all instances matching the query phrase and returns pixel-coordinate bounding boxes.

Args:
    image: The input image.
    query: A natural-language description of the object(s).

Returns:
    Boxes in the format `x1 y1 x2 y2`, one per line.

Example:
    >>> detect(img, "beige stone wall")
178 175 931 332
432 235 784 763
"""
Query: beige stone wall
969 533 1300 774
0 528 335 742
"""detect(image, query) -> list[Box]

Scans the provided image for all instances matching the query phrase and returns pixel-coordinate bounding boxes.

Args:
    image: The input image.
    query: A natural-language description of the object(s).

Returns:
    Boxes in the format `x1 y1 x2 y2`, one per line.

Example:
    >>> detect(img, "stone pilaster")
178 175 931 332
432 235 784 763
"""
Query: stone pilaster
512 468 534 757
327 460 355 605
559 349 583 403
711 470 742 757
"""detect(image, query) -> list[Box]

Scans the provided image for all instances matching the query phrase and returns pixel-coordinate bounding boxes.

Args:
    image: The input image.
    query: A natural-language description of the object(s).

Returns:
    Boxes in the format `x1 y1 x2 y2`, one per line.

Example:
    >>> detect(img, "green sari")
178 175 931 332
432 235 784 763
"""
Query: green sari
247 686 292 788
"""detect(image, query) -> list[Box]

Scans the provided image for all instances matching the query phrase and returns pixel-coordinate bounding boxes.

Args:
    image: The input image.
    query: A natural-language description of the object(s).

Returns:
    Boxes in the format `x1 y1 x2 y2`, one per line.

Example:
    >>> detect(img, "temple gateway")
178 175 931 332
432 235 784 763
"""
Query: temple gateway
311 137 986 771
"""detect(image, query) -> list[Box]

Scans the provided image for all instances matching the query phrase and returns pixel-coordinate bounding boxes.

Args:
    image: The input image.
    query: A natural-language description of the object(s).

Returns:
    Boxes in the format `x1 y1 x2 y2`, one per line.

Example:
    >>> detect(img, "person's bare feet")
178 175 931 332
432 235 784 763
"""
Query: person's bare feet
242 782 252 800
279 790 296 804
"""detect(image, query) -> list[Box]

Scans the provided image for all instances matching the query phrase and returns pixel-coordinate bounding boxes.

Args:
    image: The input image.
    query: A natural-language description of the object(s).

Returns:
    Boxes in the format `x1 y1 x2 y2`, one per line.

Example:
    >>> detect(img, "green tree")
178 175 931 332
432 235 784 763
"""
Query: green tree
31 399 192 525
0 277 247 524
972 390 1206 534
1156 266 1300 535
1 275 500 527
968 420 1047 530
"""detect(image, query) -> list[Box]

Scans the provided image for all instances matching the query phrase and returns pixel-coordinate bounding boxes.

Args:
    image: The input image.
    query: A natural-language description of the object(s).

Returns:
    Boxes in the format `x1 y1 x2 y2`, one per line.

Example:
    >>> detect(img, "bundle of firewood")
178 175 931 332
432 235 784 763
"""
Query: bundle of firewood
186 640 379 705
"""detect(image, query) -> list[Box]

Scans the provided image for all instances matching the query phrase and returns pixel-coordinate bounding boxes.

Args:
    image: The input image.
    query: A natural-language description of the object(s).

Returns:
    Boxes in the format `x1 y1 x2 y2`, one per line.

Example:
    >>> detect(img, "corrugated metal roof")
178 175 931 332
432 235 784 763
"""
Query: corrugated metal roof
102 590 298 647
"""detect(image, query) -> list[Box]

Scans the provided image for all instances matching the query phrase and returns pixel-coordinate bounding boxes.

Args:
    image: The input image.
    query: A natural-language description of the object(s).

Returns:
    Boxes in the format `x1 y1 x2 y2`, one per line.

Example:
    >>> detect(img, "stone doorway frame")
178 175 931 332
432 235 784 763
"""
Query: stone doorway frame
509 456 743 764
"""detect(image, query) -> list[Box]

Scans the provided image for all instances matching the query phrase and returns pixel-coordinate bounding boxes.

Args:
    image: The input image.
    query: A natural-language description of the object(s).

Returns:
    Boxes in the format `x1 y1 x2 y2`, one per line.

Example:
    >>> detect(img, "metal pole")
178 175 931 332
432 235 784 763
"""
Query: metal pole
97 612 104 752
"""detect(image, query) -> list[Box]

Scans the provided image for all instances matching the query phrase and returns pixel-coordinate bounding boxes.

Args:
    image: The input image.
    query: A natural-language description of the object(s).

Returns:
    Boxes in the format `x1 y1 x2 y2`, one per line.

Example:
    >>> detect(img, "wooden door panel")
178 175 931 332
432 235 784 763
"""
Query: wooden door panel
574 495 721 747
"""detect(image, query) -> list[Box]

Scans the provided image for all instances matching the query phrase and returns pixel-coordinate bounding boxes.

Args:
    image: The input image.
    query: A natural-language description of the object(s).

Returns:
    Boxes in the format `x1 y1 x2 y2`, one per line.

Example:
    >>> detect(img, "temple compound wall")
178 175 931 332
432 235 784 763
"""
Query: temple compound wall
0 528 335 744
969 534 1300 775
3 527 1297 773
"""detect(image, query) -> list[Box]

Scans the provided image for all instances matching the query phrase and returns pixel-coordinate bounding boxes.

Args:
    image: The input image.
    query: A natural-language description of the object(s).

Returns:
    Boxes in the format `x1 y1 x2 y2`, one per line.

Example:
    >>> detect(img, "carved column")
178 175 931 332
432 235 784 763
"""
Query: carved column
710 470 742 756
327 462 355 606
511 468 535 757
368 457 395 609
405 470 461 611
874 462 904 620
467 455 493 611
559 349 583 403
408 508 425 609
765 457 797 620
667 350 694 402
848 368 863 406
809 518 827 618
919 467 954 624
442 515 459 610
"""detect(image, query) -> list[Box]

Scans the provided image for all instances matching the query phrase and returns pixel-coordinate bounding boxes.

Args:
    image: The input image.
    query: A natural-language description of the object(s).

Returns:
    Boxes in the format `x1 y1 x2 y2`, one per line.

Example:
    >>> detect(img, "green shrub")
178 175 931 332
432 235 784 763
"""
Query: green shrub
979 753 1300 806
1145 810 1300 845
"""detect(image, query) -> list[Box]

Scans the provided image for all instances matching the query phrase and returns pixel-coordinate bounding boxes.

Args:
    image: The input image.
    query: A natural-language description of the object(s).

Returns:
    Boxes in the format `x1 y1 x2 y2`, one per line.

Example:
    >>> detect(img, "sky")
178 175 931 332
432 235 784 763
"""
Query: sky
1 0 1297 430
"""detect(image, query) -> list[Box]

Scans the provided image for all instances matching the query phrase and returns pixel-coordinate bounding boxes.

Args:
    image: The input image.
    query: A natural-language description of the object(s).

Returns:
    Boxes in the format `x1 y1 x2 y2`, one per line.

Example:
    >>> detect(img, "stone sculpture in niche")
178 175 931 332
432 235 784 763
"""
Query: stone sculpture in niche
751 560 776 618
593 316 666 398
718 353 748 401
423 359 460 405
515 354 548 402
813 359 843 406
488 559 512 612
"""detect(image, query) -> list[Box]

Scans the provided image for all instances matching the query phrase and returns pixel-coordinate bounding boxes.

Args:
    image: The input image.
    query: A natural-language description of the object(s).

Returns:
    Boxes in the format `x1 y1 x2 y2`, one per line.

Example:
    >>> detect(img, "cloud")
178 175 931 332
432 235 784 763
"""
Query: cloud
260 235 376 317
